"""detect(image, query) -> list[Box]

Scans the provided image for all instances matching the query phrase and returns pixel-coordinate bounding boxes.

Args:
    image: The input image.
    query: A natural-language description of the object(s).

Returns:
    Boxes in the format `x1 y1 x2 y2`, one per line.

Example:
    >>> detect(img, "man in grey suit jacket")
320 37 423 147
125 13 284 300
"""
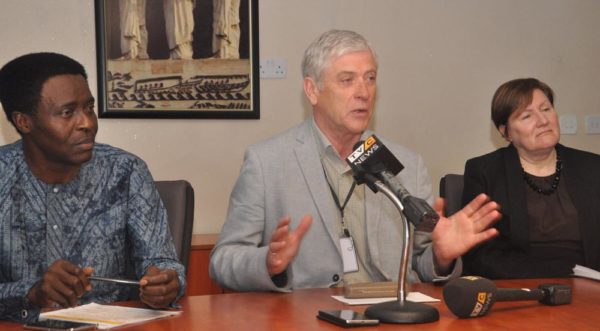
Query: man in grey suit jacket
209 30 501 291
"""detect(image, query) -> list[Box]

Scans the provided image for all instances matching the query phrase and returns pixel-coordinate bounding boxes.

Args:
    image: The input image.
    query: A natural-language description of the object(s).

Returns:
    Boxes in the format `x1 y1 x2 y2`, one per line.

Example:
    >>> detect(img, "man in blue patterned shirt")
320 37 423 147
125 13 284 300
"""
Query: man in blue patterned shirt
0 53 186 322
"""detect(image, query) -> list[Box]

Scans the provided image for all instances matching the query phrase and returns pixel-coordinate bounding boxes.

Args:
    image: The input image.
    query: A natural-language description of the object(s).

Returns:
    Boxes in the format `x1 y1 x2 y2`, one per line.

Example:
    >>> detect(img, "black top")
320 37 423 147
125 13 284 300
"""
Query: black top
461 144 600 279
525 174 585 267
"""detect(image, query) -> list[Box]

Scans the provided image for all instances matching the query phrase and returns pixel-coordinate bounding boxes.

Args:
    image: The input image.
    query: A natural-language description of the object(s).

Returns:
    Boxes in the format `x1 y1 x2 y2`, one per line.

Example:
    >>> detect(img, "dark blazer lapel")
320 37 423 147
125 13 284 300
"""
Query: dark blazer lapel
559 145 600 268
293 121 341 247
503 145 529 247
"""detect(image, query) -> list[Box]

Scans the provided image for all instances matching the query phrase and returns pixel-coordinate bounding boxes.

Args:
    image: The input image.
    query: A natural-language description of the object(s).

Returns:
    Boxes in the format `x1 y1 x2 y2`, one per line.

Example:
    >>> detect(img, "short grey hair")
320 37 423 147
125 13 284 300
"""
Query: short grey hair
301 29 376 88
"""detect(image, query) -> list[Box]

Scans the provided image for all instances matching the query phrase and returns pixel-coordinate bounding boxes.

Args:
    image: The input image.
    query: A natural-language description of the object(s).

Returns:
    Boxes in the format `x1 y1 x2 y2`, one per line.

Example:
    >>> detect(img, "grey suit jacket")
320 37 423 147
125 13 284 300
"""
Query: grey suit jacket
209 119 461 291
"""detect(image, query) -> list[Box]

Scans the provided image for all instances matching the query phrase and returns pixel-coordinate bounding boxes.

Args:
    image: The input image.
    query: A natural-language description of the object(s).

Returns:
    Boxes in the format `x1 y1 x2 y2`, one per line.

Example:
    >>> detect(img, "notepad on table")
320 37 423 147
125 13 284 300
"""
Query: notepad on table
573 264 600 281
40 302 180 330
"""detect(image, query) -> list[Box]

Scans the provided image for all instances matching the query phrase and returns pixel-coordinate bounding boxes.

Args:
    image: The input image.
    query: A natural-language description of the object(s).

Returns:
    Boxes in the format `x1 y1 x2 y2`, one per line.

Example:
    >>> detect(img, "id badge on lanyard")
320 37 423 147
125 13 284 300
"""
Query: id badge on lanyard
340 236 359 273
323 165 359 273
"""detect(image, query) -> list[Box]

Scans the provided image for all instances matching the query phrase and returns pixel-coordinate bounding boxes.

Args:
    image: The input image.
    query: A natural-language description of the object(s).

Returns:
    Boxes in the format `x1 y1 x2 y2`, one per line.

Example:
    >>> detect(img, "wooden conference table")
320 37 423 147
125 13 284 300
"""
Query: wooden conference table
2 278 598 330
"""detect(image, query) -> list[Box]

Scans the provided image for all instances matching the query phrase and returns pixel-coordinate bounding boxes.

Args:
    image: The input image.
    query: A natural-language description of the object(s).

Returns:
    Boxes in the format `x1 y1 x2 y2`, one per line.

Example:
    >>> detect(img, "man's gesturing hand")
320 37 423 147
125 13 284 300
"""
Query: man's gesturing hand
431 193 501 271
267 215 312 276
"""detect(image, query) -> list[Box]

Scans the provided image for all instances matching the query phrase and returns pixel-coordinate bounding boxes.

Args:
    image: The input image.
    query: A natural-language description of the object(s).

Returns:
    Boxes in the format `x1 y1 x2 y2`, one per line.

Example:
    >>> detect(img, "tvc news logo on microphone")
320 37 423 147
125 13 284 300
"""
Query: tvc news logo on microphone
473 291 493 316
346 135 404 177
462 276 495 317
347 136 379 166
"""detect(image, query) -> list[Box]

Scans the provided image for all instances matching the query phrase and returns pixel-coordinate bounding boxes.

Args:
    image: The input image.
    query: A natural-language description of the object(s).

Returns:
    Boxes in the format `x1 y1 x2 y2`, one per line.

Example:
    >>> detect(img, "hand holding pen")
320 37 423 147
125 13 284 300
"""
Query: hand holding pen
89 276 140 286
139 266 180 308
89 266 179 308
26 260 93 308
88 267 179 308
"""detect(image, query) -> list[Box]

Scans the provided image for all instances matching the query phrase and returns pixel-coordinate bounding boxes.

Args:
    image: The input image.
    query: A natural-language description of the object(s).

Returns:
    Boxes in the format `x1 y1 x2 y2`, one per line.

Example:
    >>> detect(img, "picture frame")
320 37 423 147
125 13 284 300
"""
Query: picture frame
94 0 259 119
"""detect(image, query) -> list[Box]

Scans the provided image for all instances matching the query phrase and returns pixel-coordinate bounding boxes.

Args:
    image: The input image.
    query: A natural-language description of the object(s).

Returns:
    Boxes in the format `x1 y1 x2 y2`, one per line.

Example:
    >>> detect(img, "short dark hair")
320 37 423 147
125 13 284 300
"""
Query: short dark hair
491 78 554 130
0 52 87 128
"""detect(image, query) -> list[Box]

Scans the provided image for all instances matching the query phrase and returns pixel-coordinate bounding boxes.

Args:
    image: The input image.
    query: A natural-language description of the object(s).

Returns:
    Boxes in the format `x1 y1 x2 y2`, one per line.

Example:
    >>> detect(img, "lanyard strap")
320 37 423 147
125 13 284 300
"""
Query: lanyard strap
323 168 356 237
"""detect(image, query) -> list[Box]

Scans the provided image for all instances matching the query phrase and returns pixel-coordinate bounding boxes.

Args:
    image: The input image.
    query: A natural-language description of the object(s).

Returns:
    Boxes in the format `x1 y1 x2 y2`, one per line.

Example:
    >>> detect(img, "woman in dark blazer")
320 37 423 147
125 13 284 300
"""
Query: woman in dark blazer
462 78 600 279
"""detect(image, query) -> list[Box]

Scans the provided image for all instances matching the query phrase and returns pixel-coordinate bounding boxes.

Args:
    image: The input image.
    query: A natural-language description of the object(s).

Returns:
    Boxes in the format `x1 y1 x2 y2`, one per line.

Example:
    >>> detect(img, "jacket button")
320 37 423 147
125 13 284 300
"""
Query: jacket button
332 274 340 282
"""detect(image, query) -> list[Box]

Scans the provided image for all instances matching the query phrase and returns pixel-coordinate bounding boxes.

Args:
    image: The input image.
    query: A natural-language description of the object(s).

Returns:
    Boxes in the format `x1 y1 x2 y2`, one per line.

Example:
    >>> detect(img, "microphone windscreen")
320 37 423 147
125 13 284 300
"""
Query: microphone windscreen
443 276 497 318
347 135 404 175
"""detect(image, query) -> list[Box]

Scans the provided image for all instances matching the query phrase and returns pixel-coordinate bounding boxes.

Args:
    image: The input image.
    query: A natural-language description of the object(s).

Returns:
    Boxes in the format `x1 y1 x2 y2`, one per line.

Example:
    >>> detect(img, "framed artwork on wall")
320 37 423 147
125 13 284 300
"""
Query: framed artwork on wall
94 0 259 119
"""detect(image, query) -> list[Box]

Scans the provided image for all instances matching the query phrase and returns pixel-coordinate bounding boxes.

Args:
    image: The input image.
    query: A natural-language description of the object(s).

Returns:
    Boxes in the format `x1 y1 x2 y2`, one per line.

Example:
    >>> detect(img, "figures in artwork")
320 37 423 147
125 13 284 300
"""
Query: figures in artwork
212 0 241 59
118 0 149 60
118 0 196 60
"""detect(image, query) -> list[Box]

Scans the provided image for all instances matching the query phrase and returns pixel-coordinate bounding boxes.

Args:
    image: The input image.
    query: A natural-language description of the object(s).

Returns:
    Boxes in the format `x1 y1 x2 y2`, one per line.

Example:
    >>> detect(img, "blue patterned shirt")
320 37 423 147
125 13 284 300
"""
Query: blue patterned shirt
0 140 186 322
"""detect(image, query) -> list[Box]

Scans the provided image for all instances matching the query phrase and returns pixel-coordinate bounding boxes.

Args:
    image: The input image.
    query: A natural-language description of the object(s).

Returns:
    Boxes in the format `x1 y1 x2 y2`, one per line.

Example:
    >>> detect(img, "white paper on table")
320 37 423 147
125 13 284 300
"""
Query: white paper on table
573 264 600 281
40 302 181 329
331 291 440 305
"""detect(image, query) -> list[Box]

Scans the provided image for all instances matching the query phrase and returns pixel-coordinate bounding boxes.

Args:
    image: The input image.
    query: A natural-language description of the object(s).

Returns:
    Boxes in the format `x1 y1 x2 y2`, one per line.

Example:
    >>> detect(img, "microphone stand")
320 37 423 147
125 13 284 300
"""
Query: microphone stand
363 180 439 324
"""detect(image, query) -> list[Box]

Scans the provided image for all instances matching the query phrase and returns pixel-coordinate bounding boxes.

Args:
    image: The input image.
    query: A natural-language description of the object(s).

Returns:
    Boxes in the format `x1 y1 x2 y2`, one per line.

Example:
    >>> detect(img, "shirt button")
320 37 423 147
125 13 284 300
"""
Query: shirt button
332 274 340 282
53 187 59 193
53 225 58 230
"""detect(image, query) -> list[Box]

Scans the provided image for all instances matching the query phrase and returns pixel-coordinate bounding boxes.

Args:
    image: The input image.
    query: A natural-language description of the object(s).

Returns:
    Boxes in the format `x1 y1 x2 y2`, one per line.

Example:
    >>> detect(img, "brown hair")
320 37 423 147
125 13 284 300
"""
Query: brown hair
491 78 554 130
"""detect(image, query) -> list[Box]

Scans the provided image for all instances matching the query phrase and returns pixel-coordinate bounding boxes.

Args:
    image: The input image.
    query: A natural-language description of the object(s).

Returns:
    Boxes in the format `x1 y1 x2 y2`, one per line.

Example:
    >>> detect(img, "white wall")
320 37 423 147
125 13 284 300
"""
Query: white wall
1 0 599 234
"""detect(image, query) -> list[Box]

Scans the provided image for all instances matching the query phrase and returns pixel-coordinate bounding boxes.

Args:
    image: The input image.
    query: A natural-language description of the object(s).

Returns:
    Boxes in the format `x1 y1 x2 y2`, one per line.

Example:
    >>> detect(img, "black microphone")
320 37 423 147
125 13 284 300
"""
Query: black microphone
346 135 439 227
443 276 572 318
